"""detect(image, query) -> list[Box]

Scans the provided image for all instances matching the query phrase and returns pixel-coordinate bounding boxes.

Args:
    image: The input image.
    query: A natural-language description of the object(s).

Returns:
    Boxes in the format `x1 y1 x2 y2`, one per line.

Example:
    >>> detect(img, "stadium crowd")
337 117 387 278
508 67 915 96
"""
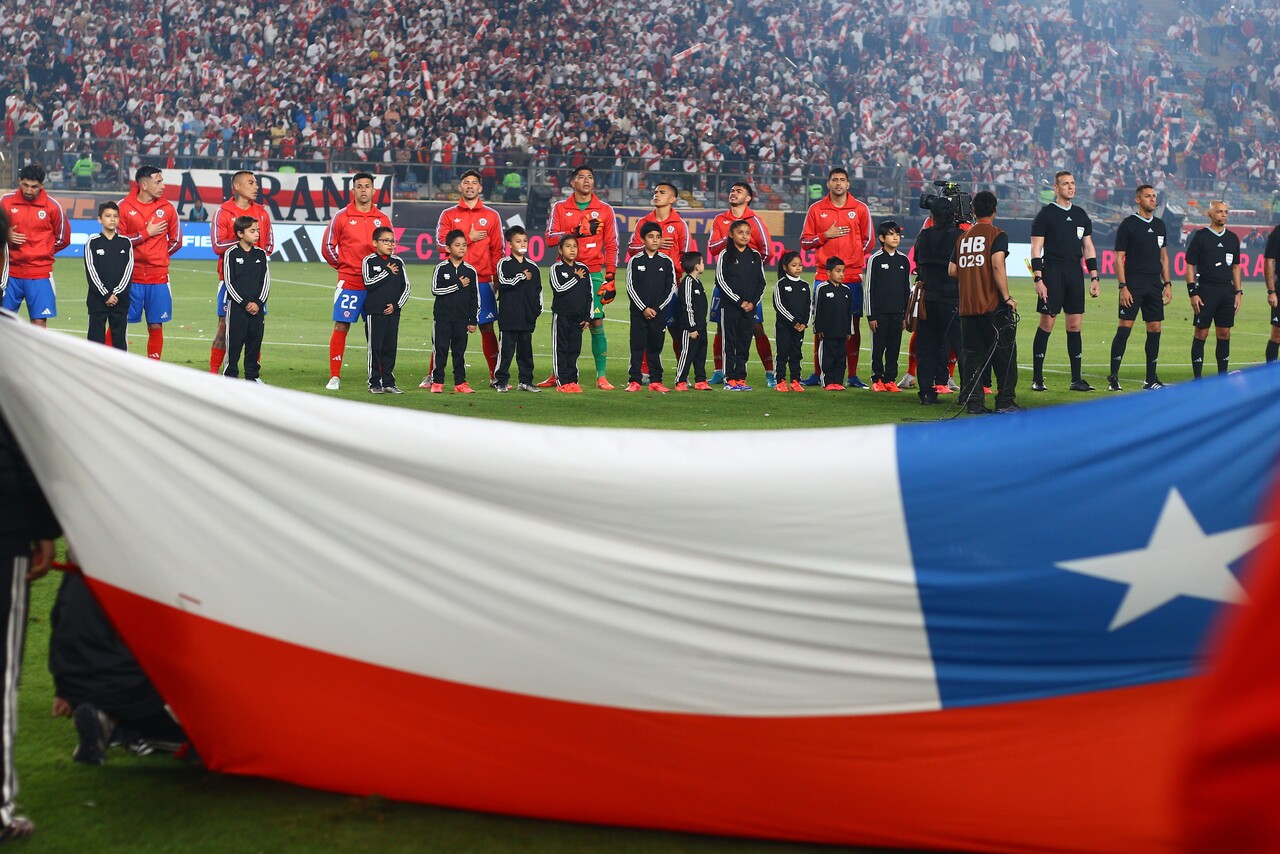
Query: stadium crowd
4 0 1280 199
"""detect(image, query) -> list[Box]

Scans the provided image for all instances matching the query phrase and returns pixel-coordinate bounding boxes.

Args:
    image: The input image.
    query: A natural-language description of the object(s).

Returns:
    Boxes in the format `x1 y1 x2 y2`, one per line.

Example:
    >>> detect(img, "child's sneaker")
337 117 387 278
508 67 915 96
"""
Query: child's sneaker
824 383 844 391
775 381 789 392
789 380 804 392
871 380 887 392
624 381 642 392
885 381 902 393
596 376 615 390
648 382 670 392
693 381 713 390
934 384 953 395
558 383 576 393
674 381 689 391
430 383 444 393
454 383 476 394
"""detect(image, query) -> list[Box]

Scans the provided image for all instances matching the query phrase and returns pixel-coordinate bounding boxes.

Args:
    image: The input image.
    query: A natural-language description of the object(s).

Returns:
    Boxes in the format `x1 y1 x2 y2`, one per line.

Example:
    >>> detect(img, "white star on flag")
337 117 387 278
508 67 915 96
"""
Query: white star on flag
1056 488 1270 630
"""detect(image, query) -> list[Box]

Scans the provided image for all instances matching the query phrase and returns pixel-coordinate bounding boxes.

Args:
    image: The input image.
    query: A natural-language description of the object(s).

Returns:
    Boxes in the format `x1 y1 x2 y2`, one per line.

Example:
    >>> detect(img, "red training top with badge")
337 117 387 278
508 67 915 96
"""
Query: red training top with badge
546 194 618 277
800 194 875 283
707 207 772 263
626 210 695 269
322 203 391 290
435 201 504 281
118 187 182 284
2 188 70 278
212 200 274 281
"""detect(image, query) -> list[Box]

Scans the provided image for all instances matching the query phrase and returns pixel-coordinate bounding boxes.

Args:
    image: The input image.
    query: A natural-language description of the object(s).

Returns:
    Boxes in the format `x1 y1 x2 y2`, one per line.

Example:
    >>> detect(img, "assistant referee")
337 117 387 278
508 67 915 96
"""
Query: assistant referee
1029 170 1100 392
1109 184 1172 390
1186 200 1242 377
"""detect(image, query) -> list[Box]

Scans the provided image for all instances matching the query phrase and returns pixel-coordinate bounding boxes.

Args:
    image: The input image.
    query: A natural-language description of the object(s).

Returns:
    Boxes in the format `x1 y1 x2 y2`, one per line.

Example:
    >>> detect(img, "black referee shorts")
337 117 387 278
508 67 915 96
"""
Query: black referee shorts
1271 301 1279 328
1037 265 1086 316
1118 276 1165 323
1193 286 1237 329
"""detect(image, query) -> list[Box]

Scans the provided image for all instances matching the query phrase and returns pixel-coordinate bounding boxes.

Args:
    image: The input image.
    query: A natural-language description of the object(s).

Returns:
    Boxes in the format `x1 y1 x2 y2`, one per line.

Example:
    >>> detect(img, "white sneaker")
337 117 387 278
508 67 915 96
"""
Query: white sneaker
325 376 340 390
899 373 917 389
947 377 960 392
253 378 265 385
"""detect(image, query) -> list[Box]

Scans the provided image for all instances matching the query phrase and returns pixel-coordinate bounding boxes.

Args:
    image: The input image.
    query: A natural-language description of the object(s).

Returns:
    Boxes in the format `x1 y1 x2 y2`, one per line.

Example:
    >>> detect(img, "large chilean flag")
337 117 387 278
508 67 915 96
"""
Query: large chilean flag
2 314 1277 854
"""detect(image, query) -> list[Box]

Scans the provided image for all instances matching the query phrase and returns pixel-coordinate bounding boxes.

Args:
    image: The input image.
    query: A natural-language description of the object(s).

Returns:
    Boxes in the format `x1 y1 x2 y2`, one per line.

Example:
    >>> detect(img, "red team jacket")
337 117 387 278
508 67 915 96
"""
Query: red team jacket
546 194 618 277
212 199 274 281
707 206 772 263
435 200 504 281
2 187 70 278
625 210 695 269
118 187 182 284
322 203 391 290
800 194 874 283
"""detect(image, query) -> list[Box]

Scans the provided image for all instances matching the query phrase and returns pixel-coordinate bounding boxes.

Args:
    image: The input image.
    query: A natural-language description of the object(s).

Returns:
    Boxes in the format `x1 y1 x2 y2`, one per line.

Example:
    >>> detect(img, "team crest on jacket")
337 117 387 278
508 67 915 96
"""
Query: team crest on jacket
37 210 47 219
479 218 487 226
156 210 165 218
847 212 855 219
374 220 382 227
590 211 599 219
667 225 675 233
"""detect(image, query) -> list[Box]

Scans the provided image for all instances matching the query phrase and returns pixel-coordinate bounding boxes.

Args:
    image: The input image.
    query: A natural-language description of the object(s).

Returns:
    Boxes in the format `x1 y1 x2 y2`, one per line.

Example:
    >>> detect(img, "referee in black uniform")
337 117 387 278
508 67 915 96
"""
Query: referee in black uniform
1186 200 1242 377
1262 223 1280 363
1029 171 1101 391
1108 185 1172 391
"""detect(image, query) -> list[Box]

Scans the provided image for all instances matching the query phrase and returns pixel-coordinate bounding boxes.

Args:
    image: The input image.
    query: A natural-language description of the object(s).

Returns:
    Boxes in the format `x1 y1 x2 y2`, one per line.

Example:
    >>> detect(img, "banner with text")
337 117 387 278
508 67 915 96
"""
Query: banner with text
161 169 395 224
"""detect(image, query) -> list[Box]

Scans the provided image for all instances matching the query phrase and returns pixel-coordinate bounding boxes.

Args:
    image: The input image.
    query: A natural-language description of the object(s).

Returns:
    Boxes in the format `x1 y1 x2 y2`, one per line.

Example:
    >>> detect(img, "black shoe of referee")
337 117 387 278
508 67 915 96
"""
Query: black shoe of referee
1107 375 1122 392
1142 378 1166 390
1031 379 1047 392
1069 379 1095 392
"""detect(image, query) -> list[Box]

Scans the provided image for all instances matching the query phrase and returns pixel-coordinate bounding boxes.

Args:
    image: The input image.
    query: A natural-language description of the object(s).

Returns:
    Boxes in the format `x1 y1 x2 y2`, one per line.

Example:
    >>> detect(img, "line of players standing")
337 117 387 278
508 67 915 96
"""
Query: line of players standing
6 164 1279 394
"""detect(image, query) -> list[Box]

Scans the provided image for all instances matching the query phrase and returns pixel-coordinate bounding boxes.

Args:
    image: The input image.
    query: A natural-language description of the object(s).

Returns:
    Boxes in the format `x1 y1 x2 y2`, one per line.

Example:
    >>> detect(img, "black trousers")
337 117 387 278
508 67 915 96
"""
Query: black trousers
916 299 961 397
551 314 584 385
430 319 466 385
2 557 30 828
674 326 708 383
629 314 667 384
774 322 804 382
721 305 754 381
224 307 264 380
870 313 904 382
818 333 849 386
962 312 1018 409
960 313 1017 408
367 311 402 388
496 328 534 386
87 306 128 350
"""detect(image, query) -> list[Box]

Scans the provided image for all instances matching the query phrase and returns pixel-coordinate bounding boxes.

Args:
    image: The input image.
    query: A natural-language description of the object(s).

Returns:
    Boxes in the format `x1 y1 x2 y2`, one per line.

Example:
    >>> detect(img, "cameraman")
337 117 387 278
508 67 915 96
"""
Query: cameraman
949 191 1020 414
913 198 963 404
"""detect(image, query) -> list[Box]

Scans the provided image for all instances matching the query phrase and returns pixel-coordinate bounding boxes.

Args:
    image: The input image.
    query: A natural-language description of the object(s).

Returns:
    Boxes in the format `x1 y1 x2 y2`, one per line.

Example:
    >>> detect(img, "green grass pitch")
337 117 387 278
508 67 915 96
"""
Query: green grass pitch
42 261 1280 429
13 261 1277 851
